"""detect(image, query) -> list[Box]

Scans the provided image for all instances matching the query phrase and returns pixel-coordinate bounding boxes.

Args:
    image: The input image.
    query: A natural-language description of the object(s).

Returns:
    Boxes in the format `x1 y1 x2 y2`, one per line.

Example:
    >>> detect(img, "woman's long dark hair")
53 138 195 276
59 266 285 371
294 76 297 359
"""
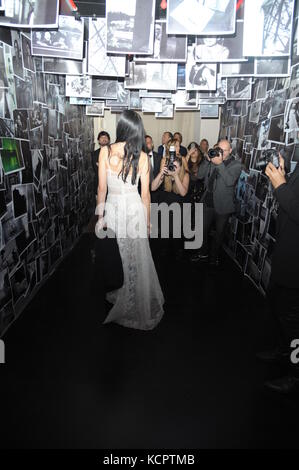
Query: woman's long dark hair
114 110 145 185
187 142 203 175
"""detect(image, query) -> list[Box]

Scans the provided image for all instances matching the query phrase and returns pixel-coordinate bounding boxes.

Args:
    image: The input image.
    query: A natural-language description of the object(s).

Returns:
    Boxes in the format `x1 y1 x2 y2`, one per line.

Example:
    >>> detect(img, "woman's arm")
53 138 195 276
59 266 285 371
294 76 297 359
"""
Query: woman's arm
174 172 190 197
151 157 167 191
140 152 151 234
96 146 108 221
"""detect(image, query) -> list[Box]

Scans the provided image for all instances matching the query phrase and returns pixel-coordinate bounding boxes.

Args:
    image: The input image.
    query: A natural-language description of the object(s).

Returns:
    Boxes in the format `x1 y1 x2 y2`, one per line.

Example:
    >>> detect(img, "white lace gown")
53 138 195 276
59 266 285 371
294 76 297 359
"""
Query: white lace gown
102 156 165 330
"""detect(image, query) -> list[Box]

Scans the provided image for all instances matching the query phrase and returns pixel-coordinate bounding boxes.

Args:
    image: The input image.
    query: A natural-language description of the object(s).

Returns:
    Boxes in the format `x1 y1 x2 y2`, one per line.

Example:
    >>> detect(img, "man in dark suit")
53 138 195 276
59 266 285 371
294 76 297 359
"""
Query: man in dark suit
258 157 299 394
92 131 110 197
192 139 242 265
145 135 161 203
173 131 187 157
157 131 173 157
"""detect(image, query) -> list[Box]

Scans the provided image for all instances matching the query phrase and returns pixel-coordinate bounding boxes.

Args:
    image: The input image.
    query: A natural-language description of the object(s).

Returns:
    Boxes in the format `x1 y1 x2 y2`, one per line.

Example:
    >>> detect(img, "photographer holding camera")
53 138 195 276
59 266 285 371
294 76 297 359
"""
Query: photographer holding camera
191 139 242 265
257 154 299 394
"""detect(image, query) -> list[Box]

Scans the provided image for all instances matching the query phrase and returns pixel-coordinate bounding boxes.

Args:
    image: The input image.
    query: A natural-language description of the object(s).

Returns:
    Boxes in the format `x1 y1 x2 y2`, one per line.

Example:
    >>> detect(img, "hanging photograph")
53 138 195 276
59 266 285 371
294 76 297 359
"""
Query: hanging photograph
167 0 236 35
12 184 28 219
243 0 295 57
155 98 174 118
135 20 187 62
88 18 126 78
129 91 142 110
65 75 91 98
186 60 217 91
11 30 24 79
268 114 285 143
200 104 219 118
69 97 92 105
194 20 246 62
289 63 299 98
146 63 178 90
42 57 83 75
106 82 130 107
124 62 148 89
21 34 35 72
31 15 83 60
226 78 252 100
142 98 163 113
220 59 255 77
177 64 186 89
106 0 156 55
0 138 24 175
249 101 262 124
1 0 59 28
284 98 299 133
92 78 118 100
86 102 105 116
174 90 198 109
254 57 291 77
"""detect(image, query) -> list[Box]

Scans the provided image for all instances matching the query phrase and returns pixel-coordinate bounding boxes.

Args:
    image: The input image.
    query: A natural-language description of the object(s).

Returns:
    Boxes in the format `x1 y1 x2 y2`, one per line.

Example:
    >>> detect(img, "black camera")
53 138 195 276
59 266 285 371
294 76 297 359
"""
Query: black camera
208 147 223 159
167 145 176 172
255 148 280 172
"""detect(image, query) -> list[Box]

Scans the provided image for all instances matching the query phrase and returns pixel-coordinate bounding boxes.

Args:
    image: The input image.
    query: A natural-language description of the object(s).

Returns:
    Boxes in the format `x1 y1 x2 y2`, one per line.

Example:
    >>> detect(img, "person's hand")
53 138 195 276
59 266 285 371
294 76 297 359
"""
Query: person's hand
210 155 223 165
167 161 180 177
160 166 168 179
278 153 286 177
265 162 287 189
95 216 107 235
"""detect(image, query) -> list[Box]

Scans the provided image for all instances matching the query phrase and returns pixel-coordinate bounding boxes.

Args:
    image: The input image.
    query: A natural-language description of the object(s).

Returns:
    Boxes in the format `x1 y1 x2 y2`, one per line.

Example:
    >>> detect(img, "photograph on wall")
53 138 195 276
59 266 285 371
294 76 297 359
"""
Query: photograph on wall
167 0 236 35
200 103 219 118
194 20 246 62
13 110 29 140
88 18 126 77
226 78 252 100
254 57 291 77
155 98 174 118
69 97 92 105
186 59 217 91
284 98 299 134
135 20 187 62
177 64 186 89
0 45 8 86
106 0 156 55
289 63 299 98
12 184 28 219
86 102 104 116
11 30 24 79
32 15 83 60
129 91 142 110
1 0 59 28
249 101 262 124
42 57 83 75
139 90 172 99
14 75 33 109
106 82 130 107
92 78 118 100
124 62 148 89
0 138 24 175
220 59 255 77
268 114 285 144
65 75 91 98
174 90 198 109
243 0 295 57
142 98 163 113
21 33 35 72
146 63 178 90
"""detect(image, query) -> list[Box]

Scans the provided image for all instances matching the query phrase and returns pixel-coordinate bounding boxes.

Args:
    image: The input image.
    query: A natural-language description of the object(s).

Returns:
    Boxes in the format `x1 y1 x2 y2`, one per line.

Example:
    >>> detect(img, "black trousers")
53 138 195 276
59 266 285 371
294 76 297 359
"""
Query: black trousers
267 279 299 377
200 206 230 258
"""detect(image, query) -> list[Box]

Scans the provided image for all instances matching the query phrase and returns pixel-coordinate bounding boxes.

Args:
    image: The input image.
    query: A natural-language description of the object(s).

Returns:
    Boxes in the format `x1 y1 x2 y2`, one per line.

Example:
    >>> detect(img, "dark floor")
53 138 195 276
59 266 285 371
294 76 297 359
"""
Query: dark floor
0 233 298 449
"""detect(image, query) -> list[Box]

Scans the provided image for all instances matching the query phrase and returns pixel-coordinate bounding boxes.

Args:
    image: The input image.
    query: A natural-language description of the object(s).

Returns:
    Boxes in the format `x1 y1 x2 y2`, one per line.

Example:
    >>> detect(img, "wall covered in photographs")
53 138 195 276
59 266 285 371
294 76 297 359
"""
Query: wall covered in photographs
0 25 95 336
218 3 299 295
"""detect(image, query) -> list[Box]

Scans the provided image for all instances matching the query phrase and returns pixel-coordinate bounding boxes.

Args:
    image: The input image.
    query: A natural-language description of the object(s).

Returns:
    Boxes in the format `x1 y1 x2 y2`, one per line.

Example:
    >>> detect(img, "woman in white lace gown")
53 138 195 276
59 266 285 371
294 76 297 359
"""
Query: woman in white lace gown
95 110 164 330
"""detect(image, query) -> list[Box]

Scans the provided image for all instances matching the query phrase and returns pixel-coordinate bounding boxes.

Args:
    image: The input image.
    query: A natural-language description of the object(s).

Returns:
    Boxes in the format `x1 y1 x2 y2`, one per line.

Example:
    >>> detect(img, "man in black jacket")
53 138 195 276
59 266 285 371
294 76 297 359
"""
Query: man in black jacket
92 131 110 197
145 135 161 204
259 156 299 394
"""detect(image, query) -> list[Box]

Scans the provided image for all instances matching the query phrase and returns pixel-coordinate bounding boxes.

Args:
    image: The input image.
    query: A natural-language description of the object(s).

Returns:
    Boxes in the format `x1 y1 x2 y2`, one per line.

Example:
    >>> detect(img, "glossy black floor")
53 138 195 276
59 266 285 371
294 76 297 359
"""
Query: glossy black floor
0 233 299 449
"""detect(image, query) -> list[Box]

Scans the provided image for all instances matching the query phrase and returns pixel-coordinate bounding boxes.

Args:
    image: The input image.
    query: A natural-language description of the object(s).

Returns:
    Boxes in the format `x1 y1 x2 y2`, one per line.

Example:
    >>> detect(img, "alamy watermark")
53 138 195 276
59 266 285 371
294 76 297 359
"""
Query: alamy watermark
95 202 203 250
290 339 299 364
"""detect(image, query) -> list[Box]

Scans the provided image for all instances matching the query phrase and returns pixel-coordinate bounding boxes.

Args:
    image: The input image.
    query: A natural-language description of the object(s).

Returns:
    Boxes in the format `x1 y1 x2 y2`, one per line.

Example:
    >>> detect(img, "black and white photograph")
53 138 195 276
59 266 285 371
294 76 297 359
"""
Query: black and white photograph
13 109 29 139
106 81 130 107
175 90 198 109
249 101 262 124
42 57 83 75
86 102 105 116
194 20 246 62
142 98 163 113
268 114 285 144
146 63 178 90
284 98 299 133
88 18 126 78
129 91 142 110
243 0 295 57
271 89 288 116
220 59 255 77
0 46 8 88
106 0 155 55
124 62 148 89
139 90 172 99
65 75 91 99
177 64 186 89
11 30 24 79
254 57 291 77
186 59 217 91
69 97 92 106
167 0 236 35
135 20 187 62
12 184 28 219
31 15 83 60
155 98 174 118
200 103 219 118
257 119 271 149
14 75 33 109
21 33 35 72
92 78 118 100
226 78 252 100
289 63 299 98
1 0 59 28
29 126 43 150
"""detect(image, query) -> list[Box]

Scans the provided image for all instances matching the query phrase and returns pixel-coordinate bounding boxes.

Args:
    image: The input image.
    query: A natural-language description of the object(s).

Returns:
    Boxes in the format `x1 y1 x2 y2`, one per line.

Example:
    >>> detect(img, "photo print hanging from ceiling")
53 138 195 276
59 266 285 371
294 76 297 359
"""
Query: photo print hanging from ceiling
0 0 59 28
106 0 156 55
167 0 237 35
243 0 295 57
